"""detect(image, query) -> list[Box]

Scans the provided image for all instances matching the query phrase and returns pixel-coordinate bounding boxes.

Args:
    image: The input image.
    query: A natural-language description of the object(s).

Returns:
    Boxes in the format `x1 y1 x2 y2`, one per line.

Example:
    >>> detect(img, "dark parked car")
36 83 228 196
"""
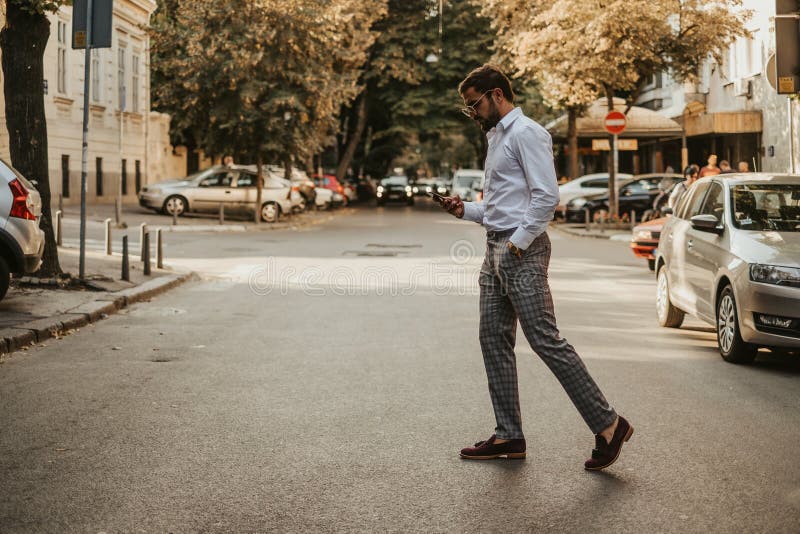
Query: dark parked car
566 174 683 222
376 175 414 206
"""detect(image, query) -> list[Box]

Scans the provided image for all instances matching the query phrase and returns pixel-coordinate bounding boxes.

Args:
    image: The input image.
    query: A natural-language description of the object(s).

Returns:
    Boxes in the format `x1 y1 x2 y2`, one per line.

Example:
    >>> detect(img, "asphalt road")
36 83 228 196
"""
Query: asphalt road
2 201 799 532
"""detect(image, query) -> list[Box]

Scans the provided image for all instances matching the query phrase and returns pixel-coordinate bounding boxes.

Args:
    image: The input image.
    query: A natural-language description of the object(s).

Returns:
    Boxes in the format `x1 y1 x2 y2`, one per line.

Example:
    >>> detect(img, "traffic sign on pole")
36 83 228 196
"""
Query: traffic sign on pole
604 111 627 135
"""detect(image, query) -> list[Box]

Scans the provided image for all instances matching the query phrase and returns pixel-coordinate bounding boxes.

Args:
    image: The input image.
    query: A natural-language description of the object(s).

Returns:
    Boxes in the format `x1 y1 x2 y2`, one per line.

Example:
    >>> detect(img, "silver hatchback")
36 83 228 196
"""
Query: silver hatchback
655 174 800 363
0 159 45 301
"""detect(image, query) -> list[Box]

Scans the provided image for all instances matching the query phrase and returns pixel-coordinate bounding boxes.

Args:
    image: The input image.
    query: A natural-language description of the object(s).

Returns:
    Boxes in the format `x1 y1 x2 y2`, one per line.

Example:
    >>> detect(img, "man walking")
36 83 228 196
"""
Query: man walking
438 65 632 470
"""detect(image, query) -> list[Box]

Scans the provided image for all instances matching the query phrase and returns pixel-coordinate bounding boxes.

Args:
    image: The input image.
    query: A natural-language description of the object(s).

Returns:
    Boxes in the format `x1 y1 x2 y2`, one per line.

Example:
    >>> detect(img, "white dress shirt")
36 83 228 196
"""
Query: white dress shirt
462 107 559 250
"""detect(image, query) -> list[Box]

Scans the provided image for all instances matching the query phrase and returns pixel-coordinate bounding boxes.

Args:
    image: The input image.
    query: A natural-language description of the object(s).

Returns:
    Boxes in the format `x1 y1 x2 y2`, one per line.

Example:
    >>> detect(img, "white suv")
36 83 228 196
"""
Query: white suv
0 159 45 301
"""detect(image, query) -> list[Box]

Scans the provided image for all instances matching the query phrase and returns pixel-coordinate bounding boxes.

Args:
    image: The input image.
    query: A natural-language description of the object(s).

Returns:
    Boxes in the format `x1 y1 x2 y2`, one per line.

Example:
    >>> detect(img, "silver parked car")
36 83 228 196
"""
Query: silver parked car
0 159 45 302
655 173 800 363
138 165 294 223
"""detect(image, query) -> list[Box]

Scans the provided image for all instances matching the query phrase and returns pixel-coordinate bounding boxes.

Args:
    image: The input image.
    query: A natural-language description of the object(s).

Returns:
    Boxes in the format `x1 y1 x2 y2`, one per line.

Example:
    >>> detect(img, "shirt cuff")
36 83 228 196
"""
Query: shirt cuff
462 202 483 224
509 227 542 250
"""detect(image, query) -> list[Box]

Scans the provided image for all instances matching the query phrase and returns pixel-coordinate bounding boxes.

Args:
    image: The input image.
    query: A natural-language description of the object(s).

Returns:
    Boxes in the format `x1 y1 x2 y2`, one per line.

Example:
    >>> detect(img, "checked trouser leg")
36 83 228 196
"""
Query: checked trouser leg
479 232 617 438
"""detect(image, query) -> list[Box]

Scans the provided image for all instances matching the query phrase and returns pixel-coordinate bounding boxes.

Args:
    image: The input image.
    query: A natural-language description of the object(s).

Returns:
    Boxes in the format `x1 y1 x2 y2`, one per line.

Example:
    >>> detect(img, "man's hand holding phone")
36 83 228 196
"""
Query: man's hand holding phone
429 192 464 218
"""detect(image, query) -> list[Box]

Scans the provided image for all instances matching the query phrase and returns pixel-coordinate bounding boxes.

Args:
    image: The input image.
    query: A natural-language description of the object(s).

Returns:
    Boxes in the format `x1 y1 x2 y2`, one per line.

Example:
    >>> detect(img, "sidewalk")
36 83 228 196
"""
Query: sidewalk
550 222 632 241
59 202 352 233
0 246 196 357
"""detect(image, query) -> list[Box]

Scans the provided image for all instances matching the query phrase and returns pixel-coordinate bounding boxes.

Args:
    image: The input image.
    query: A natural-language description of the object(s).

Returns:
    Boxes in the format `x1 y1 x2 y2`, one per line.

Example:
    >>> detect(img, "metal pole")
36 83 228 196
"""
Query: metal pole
143 231 151 276
55 210 63 246
156 229 163 269
117 84 125 227
612 133 619 219
139 222 147 258
78 0 94 280
121 235 130 281
219 203 225 225
790 98 797 174
172 207 177 226
104 217 112 255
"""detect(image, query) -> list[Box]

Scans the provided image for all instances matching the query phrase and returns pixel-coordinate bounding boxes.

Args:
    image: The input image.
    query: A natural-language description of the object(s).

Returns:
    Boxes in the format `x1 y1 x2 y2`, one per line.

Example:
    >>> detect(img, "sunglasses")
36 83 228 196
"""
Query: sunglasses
460 89 494 117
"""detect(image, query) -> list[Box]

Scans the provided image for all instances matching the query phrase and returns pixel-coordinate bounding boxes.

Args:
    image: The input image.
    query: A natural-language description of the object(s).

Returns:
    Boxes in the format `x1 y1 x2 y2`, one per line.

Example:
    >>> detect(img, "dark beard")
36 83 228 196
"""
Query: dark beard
476 102 501 133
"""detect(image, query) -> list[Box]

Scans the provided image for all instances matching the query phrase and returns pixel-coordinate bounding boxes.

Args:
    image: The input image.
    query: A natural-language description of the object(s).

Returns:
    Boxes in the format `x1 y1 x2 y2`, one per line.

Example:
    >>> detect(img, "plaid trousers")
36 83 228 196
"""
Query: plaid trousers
478 229 617 439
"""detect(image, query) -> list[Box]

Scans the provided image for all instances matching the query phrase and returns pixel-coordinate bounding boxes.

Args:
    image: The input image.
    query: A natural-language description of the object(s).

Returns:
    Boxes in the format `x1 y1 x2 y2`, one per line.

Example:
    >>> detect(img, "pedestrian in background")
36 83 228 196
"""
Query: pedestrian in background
223 155 235 168
699 154 721 177
719 160 734 173
669 164 700 209
738 161 751 172
436 64 632 470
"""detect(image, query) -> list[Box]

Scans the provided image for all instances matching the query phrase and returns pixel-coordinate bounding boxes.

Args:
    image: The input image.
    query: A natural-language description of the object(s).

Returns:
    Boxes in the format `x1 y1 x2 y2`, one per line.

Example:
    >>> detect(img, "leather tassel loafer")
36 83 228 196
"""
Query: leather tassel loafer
460 434 527 460
584 416 633 471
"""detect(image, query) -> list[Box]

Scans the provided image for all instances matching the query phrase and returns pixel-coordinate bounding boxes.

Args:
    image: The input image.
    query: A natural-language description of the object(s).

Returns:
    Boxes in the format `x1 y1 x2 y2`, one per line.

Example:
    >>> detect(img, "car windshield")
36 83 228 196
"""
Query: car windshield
730 183 800 232
187 167 219 182
382 176 408 185
454 175 481 187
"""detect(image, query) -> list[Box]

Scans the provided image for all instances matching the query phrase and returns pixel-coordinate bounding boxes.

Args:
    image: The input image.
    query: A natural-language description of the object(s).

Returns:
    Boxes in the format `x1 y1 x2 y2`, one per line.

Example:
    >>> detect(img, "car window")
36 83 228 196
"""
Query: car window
200 172 235 187
682 182 711 219
621 180 649 196
582 179 608 188
236 173 256 187
699 182 724 221
731 183 800 231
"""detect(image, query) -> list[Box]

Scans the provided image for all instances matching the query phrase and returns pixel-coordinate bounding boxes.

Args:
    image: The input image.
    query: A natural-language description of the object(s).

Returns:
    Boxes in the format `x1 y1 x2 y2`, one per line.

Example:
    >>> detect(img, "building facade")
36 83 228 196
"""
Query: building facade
636 0 800 174
0 1 185 208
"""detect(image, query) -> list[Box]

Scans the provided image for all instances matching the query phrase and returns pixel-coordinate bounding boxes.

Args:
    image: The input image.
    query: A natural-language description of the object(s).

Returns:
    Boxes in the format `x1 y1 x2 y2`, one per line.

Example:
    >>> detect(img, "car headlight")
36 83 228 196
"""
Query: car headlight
412 186 419 193
425 186 432 193
377 186 384 193
749 264 800 287
405 185 412 193
437 187 447 194
569 198 587 208
634 230 653 241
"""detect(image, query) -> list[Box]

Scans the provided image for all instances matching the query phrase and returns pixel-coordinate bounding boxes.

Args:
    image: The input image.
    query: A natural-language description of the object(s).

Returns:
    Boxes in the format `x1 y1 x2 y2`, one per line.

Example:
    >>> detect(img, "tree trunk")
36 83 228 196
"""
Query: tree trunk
336 90 367 182
567 107 579 179
0 4 61 276
254 155 263 224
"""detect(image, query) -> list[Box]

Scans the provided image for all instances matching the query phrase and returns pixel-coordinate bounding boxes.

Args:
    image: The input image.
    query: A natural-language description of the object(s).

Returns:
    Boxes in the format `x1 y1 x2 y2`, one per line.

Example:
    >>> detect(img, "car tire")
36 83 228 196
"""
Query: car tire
260 202 281 223
647 258 655 271
0 256 10 302
717 285 757 364
163 195 187 216
656 265 684 328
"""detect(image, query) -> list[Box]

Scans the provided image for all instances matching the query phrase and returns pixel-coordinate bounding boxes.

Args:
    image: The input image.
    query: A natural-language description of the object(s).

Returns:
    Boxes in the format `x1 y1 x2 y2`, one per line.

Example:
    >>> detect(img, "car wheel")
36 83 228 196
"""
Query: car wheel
0 256 10 302
656 265 684 328
717 285 757 364
260 202 280 223
163 195 187 216
296 198 307 212
647 258 655 271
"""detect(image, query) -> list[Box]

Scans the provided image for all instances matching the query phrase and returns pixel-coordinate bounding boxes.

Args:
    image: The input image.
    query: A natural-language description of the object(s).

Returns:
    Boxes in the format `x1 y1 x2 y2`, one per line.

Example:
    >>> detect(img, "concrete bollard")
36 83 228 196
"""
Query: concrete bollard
172 208 178 226
156 229 163 269
121 235 130 281
139 223 147 258
55 210 63 246
143 231 151 276
219 203 225 225
584 208 590 228
104 218 112 255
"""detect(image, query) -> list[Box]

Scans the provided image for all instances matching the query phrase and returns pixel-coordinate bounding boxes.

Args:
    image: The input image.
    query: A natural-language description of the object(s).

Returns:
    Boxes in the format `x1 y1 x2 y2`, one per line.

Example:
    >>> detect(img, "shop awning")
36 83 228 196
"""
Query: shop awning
546 97 684 139
676 102 762 137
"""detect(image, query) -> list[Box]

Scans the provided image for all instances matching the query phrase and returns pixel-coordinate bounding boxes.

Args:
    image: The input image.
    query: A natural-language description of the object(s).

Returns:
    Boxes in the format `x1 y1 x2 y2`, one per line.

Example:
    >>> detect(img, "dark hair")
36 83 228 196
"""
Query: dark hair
458 64 515 103
684 164 700 178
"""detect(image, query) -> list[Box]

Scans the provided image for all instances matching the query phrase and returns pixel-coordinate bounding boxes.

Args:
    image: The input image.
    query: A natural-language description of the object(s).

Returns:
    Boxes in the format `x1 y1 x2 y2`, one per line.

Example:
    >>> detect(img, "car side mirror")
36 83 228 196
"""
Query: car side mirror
690 214 723 235
661 207 673 215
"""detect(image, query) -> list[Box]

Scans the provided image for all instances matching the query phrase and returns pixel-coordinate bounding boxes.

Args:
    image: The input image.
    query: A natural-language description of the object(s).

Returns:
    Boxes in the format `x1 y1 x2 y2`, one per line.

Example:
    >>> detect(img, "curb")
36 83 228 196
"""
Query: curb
551 224 629 240
0 271 198 357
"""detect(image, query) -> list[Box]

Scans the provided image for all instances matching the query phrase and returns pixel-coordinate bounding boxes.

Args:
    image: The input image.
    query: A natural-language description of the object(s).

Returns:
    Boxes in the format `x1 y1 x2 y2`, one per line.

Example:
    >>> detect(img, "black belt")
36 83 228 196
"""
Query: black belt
486 228 516 239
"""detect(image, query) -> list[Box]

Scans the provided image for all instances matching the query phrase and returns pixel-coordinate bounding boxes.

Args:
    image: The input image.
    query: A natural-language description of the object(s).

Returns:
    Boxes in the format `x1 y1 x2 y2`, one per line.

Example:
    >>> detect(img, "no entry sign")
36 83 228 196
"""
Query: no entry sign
604 111 627 135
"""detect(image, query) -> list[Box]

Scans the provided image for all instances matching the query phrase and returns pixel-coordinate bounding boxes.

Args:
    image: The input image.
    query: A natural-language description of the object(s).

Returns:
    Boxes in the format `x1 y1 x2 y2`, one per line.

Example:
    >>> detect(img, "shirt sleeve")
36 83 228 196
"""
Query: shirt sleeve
462 200 485 225
509 125 559 250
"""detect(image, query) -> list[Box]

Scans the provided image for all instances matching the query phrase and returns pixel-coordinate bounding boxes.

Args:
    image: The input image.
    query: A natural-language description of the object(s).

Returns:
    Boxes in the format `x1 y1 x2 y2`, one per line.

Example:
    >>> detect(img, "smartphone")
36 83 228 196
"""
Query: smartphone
426 191 446 203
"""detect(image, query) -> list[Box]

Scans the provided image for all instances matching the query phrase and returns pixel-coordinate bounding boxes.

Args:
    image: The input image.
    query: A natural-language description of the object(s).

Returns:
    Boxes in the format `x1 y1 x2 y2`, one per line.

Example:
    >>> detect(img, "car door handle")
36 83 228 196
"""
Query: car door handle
225 190 231 194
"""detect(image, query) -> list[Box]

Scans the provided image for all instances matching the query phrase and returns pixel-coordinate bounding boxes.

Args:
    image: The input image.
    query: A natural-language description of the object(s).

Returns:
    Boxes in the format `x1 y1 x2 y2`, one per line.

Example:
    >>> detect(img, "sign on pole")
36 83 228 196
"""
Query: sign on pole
604 110 627 135
592 138 638 151
72 0 114 49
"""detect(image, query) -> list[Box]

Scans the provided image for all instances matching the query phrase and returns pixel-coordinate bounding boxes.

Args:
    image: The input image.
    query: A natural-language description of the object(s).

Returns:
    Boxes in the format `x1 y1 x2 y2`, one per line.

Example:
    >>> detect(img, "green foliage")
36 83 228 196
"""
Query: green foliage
7 0 67 16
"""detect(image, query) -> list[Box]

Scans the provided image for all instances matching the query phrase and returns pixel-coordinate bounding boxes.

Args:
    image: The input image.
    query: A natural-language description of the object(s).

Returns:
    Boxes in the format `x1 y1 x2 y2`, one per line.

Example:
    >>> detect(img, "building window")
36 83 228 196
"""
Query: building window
121 159 128 195
61 155 70 199
91 50 101 102
57 20 68 94
135 160 142 193
131 54 140 113
118 46 127 110
96 157 104 196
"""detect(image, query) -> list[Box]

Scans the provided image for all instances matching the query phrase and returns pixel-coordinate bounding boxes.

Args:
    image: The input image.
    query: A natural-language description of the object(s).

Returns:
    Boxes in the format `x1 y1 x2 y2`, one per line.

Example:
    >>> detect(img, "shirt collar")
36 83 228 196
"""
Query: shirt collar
497 107 523 132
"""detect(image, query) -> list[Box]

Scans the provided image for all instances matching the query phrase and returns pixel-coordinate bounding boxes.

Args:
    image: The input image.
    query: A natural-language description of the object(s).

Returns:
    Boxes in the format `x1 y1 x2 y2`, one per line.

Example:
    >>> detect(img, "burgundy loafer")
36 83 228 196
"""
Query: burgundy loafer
584 416 633 471
460 434 526 460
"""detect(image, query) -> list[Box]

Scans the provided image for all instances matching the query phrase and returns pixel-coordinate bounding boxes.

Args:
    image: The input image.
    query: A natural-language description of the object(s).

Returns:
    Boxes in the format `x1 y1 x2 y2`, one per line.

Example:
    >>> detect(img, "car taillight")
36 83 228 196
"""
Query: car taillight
292 186 300 192
8 179 36 221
